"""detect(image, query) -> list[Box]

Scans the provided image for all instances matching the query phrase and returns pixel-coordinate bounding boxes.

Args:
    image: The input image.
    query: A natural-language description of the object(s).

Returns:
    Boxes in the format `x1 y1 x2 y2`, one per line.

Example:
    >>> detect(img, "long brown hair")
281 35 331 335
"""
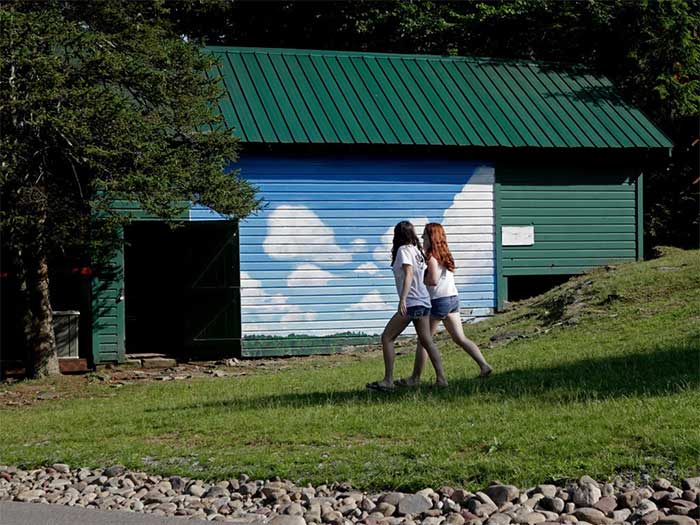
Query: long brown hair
391 221 425 266
424 223 455 272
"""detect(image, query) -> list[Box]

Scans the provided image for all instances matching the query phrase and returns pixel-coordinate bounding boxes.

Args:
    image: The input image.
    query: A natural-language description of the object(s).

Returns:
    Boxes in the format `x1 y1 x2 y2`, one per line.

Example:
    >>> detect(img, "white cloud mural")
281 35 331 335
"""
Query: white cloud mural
237 162 496 344
263 205 352 263
287 263 335 287
353 262 381 276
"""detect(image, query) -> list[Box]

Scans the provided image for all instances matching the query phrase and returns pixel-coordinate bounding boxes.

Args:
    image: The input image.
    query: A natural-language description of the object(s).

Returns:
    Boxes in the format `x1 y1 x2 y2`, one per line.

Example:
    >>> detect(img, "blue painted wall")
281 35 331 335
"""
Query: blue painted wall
192 156 496 356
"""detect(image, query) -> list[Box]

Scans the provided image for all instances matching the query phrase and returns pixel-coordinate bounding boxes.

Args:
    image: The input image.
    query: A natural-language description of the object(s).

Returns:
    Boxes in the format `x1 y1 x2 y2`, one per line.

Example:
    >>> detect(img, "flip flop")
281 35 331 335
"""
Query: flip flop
395 378 420 388
366 381 395 393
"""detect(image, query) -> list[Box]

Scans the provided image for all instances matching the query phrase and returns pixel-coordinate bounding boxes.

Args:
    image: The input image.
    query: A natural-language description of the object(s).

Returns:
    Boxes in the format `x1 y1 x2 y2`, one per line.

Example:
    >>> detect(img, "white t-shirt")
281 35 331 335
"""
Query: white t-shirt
392 245 431 308
428 260 459 300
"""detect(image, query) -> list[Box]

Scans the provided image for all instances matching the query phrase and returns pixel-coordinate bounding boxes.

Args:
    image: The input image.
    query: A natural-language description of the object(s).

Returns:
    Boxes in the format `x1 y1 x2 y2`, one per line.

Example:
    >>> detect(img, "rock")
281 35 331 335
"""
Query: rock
601 485 614 499
285 503 305 516
52 463 70 474
536 486 558 499
638 510 665 525
592 497 616 515
654 480 672 491
103 465 125 478
444 513 466 525
572 508 609 525
269 516 307 525
656 517 696 525
452 490 472 504
539 497 565 514
205 486 230 498
380 493 406 506
681 478 700 491
574 486 602 507
486 486 520 506
636 499 659 516
617 491 642 510
512 510 546 525
142 357 177 368
611 509 631 522
376 503 397 517
440 488 456 499
564 503 576 514
485 513 512 525
669 500 697 515
188 484 206 497
398 494 433 516
422 518 445 525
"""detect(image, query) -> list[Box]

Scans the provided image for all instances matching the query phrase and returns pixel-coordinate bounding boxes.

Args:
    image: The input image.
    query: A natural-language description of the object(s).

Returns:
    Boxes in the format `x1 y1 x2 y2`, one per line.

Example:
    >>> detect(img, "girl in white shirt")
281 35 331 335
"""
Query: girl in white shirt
366 221 448 392
397 223 492 386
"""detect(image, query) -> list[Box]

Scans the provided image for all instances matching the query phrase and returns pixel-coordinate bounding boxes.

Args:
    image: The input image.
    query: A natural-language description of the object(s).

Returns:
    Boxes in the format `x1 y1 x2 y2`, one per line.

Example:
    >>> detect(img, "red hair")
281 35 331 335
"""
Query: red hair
424 223 455 272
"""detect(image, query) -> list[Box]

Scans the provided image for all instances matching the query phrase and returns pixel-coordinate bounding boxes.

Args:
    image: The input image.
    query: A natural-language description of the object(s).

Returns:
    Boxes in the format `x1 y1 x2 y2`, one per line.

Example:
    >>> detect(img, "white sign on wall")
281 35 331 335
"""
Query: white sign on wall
502 225 534 246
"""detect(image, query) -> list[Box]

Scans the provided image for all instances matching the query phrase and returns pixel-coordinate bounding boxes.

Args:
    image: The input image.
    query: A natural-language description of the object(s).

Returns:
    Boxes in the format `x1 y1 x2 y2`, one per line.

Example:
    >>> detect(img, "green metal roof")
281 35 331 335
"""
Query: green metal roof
206 46 672 149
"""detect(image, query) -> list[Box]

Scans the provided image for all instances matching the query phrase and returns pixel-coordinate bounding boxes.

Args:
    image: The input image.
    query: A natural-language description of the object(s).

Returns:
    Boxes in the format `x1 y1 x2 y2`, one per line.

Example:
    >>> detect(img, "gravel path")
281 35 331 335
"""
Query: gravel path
1 465 698 524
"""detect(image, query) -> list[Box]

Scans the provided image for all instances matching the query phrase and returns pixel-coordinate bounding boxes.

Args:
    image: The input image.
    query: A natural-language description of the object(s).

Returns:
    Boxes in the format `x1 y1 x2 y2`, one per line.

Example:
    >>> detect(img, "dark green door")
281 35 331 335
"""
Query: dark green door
182 221 241 358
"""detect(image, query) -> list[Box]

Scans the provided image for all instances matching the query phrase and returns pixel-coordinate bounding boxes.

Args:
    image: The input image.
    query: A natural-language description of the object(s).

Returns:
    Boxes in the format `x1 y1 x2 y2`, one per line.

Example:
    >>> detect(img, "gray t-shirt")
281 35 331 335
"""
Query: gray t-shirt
392 245 431 308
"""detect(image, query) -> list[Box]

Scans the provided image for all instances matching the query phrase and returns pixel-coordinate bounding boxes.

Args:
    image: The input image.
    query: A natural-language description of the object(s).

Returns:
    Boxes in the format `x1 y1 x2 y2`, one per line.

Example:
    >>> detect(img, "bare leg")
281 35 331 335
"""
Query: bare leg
408 318 441 384
443 312 492 375
413 315 448 386
374 312 411 387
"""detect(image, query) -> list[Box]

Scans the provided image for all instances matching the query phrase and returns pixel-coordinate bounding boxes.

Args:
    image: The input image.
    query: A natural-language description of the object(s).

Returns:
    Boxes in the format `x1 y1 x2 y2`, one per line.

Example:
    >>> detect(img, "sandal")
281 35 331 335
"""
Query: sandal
395 378 420 388
366 381 395 393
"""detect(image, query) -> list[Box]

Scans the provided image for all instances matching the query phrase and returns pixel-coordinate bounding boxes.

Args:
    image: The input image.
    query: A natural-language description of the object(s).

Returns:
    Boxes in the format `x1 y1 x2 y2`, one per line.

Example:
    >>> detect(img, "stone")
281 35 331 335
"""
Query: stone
486 486 520 506
611 509 631 522
422 518 445 525
205 486 230 499
452 490 472 504
617 491 642 510
681 478 700 491
592 497 617 515
188 484 206 497
539 497 565 514
268 516 307 525
142 357 177 368
656 517 696 525
601 485 614 499
536 486 558 499
485 513 512 525
654 480 672 491
669 500 697 515
572 509 609 525
376 503 397 517
398 494 433 516
285 503 305 516
564 503 576 514
638 510 665 525
574 486 602 508
380 493 406 507
446 513 466 525
636 499 659 516
103 465 125 478
512 510 546 525
52 463 70 474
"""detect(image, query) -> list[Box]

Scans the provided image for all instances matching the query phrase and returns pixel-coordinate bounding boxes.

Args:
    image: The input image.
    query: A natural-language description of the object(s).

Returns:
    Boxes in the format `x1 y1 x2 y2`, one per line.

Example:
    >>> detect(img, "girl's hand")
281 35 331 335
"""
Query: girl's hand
399 298 408 317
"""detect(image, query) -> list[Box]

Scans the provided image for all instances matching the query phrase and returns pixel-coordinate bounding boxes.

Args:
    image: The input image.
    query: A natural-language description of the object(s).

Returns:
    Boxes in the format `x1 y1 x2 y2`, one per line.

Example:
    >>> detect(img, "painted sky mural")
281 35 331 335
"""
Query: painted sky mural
192 157 496 344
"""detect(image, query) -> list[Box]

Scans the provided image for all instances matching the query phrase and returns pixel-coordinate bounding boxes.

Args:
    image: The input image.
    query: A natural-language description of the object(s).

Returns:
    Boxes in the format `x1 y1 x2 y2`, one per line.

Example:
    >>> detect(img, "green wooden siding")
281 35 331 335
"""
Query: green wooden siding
496 166 641 308
91 227 126 365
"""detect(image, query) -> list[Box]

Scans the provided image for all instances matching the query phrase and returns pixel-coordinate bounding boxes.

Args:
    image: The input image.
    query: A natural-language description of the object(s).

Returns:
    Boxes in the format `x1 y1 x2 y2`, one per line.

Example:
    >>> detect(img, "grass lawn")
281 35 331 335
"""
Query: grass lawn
1 248 698 491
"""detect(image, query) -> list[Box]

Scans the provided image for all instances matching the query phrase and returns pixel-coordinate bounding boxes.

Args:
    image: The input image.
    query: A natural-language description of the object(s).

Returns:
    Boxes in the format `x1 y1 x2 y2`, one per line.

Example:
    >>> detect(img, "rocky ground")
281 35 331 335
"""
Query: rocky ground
1 465 698 524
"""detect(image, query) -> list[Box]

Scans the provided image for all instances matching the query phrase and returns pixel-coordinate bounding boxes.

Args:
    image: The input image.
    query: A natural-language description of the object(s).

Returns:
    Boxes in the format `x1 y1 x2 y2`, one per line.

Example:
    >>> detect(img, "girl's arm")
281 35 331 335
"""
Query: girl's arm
424 256 439 287
399 263 413 317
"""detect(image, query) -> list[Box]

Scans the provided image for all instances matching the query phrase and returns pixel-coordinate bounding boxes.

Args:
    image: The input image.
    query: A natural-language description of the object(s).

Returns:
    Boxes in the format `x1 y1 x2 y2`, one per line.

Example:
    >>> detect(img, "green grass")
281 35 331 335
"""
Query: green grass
1 247 699 491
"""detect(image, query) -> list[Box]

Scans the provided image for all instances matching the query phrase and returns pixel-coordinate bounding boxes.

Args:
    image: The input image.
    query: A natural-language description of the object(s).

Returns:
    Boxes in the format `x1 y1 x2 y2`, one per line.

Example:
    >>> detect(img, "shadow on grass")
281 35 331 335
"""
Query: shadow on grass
152 337 700 413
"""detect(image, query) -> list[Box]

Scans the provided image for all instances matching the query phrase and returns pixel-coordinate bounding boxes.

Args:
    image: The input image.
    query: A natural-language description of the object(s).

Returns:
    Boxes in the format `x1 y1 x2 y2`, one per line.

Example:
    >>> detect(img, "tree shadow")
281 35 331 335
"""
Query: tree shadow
152 336 699 413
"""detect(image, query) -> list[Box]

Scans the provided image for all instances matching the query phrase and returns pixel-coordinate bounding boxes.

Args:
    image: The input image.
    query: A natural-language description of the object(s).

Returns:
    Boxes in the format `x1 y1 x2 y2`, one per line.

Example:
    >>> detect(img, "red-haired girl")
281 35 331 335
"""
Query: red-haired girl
397 223 492 386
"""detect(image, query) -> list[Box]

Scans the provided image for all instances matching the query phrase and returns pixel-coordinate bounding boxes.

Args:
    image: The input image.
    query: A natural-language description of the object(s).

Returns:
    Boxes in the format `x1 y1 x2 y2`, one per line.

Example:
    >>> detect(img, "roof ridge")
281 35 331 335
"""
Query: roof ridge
203 46 591 70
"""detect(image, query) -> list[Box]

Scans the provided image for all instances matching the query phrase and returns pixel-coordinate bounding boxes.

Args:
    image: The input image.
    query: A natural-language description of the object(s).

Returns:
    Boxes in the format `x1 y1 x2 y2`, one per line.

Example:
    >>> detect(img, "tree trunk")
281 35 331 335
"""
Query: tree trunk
22 249 60 378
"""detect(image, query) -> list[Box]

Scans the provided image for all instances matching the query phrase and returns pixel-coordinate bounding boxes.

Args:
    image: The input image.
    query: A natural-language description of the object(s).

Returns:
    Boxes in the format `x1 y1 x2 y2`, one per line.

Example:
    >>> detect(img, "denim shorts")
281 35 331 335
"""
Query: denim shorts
406 305 431 320
430 295 460 320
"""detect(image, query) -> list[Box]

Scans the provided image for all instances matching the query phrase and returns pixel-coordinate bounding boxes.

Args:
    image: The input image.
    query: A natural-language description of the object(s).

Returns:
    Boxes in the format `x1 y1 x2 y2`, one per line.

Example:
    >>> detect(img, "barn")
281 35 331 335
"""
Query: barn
87 46 671 364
